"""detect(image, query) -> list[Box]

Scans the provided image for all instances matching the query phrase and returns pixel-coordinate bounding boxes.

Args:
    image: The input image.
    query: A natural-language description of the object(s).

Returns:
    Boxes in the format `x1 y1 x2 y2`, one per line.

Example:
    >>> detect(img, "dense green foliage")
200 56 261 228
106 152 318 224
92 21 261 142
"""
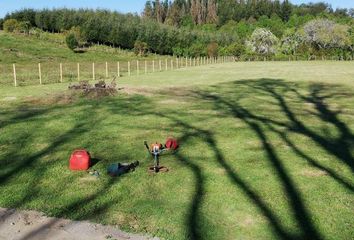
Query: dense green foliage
3 19 19 33
144 1 353 26
1 1 353 59
65 32 79 51
2 8 237 56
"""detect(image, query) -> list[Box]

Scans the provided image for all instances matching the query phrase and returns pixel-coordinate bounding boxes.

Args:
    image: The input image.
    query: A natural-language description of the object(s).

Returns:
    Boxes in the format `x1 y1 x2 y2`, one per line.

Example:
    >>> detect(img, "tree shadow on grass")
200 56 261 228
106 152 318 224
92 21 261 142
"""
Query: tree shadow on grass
106 80 353 239
191 79 353 239
1 79 353 240
230 79 354 188
0 96 153 239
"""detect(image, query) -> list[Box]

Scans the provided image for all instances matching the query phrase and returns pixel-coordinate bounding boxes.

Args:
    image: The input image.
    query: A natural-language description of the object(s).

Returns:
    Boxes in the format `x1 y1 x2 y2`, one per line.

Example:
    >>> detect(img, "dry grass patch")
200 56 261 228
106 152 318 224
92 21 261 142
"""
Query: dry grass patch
300 168 328 177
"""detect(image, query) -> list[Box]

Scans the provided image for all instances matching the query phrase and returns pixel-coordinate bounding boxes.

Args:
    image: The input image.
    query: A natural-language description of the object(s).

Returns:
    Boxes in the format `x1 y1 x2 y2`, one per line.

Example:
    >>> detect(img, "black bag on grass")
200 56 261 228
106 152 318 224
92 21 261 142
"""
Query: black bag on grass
107 161 139 177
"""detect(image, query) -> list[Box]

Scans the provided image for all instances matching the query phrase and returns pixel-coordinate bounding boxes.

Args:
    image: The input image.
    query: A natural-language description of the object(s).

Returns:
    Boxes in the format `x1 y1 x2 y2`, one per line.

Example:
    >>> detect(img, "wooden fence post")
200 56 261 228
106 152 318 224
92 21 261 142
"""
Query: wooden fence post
77 63 80 81
145 60 147 74
159 60 162 71
117 62 120 77
128 61 131 76
105 62 108 78
13 64 17 87
137 60 139 75
92 62 95 80
60 63 63 83
185 57 188 68
176 58 179 68
171 59 173 70
165 59 168 71
38 63 42 85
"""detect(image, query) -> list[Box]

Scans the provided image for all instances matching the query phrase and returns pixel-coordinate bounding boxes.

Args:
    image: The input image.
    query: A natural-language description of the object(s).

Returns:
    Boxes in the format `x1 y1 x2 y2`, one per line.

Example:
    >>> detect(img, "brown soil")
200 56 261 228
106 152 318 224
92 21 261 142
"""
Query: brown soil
0 208 158 240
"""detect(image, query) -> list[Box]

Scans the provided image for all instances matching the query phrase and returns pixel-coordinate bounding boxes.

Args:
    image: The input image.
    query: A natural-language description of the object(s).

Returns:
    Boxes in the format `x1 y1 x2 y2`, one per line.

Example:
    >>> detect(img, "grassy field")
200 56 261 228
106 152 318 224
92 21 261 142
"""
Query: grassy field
0 61 353 240
0 31 177 86
0 31 168 64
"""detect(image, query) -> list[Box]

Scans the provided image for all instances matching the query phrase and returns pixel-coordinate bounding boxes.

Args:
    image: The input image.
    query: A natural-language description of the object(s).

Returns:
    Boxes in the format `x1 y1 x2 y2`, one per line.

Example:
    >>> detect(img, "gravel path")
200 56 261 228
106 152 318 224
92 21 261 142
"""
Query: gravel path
0 208 158 240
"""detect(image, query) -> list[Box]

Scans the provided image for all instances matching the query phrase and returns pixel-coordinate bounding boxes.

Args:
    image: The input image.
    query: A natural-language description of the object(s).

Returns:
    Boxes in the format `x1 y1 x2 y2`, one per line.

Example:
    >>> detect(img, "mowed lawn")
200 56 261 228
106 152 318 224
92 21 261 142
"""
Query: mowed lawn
0 61 353 240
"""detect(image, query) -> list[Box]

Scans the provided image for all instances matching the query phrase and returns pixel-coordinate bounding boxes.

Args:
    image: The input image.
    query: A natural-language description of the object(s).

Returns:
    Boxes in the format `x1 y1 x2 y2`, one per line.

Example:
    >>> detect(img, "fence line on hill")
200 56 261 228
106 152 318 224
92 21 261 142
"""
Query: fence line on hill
3 55 350 87
0 56 235 87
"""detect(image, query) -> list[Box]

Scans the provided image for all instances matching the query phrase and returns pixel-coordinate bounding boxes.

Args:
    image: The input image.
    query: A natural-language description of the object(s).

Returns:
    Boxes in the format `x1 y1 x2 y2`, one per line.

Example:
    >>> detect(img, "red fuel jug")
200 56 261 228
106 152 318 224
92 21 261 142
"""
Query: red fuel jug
69 150 91 171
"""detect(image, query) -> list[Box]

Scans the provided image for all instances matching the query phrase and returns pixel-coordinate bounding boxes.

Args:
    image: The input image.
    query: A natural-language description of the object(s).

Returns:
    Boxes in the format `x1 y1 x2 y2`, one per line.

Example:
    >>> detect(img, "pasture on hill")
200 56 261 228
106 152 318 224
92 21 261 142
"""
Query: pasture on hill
0 61 353 240
0 31 163 64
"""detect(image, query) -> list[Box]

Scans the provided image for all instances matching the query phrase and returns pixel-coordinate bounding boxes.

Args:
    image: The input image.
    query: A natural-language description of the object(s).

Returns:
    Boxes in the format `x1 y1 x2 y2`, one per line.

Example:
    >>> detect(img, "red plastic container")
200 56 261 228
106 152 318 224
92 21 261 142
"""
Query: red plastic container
165 138 179 150
69 150 91 171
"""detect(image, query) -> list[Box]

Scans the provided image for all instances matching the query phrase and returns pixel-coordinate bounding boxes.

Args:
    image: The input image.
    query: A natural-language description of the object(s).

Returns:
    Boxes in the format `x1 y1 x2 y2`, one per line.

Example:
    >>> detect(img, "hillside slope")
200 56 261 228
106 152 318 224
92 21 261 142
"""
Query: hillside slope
0 31 159 64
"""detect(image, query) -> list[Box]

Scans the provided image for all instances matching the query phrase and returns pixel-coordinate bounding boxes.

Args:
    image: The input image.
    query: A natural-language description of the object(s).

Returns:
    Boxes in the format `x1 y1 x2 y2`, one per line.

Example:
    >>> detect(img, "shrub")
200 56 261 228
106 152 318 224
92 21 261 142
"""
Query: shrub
3 19 19 33
16 21 31 34
207 42 219 57
134 41 148 56
247 28 279 57
226 43 246 58
66 33 79 51
68 26 86 46
188 42 206 57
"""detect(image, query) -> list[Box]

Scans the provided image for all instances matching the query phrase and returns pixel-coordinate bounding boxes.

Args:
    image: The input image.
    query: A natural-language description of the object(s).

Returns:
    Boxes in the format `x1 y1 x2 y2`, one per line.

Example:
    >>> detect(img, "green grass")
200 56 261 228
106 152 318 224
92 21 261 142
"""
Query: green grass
0 31 176 86
0 31 166 64
0 61 353 240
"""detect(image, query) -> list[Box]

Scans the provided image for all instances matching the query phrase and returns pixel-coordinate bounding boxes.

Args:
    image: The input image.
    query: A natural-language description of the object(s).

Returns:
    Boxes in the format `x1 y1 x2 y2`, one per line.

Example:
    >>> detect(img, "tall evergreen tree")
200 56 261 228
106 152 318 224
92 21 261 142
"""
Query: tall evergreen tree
281 0 292 22
190 0 198 24
206 0 218 24
143 1 154 19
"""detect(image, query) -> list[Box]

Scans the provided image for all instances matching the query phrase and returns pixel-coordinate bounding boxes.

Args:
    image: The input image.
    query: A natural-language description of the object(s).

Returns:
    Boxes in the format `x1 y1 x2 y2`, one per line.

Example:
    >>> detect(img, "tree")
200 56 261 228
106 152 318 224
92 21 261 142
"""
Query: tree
165 1 182 26
3 19 19 32
206 0 218 24
188 42 206 57
280 0 292 22
349 8 354 18
68 26 86 46
348 25 354 59
66 32 79 51
191 0 203 25
0 19 4 30
134 41 148 56
143 1 154 19
226 42 245 59
16 21 31 34
153 0 164 23
281 29 302 56
207 42 218 57
303 19 350 56
247 28 279 57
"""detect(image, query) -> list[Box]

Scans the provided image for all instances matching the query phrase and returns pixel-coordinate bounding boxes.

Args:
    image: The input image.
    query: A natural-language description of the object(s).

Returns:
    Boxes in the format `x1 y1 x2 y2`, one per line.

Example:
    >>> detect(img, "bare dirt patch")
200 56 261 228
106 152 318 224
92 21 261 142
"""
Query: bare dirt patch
300 169 328 177
239 215 257 228
2 97 17 101
0 207 158 240
23 93 76 106
121 87 155 96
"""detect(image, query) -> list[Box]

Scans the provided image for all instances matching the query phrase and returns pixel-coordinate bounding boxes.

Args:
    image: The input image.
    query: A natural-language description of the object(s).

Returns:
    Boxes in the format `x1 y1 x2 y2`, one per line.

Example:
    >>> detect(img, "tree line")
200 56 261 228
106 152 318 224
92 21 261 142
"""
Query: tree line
1 1 353 59
1 8 238 56
143 0 353 26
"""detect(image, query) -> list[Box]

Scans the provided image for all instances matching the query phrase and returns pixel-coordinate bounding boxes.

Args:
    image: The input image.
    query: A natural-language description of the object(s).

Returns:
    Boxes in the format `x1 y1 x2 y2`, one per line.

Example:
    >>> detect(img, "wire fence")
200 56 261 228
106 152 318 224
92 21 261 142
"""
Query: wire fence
0 56 234 87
